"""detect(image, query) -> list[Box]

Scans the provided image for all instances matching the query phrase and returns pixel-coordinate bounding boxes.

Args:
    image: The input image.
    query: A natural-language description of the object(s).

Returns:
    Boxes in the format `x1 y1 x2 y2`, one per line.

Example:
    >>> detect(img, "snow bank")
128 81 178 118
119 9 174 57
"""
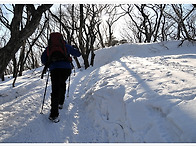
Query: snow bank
80 40 196 142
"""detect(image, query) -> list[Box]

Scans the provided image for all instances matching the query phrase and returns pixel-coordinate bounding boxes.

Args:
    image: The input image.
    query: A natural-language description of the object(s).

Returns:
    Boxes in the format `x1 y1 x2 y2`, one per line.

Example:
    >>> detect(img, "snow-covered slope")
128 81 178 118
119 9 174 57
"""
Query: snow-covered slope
0 40 196 143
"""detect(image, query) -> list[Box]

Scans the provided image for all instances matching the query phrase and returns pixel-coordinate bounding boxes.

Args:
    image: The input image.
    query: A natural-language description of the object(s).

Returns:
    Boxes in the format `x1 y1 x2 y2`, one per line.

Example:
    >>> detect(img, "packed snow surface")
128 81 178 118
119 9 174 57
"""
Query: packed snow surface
1 40 196 143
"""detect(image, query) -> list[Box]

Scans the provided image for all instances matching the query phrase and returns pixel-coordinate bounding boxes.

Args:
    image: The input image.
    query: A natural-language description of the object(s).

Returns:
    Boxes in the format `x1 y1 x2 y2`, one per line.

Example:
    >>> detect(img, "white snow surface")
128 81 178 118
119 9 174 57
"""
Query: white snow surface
1 40 196 143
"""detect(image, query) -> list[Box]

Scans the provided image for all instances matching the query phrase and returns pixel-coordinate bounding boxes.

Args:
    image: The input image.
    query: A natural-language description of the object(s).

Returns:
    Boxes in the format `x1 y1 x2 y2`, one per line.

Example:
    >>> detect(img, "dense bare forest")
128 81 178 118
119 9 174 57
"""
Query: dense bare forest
0 4 195 83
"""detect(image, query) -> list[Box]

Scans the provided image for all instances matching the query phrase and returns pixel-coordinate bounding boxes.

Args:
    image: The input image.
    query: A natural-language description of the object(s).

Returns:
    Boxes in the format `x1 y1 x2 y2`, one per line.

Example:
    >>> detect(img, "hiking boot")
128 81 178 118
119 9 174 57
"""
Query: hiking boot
48 116 60 123
59 104 63 109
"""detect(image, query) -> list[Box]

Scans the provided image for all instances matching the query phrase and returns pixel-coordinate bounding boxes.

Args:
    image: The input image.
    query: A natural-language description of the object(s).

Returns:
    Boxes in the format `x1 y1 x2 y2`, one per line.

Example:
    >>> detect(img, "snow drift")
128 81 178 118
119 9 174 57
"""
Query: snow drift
0 40 196 143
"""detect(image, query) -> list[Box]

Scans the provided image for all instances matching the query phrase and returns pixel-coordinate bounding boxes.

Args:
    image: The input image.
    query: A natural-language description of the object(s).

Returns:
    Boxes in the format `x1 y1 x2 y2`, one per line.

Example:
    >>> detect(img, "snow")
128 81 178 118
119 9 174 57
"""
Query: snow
1 40 196 143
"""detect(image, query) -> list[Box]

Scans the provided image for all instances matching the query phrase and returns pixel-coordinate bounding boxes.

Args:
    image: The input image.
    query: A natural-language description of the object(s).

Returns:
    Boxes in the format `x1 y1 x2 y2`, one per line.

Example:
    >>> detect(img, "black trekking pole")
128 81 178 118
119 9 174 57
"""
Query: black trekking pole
40 69 50 114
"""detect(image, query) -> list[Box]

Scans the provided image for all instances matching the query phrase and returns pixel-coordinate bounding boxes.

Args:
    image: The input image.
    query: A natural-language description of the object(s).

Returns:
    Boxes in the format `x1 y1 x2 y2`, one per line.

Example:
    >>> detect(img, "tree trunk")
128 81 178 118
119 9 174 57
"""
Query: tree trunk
18 41 26 76
0 4 52 78
90 51 95 66
12 56 17 78
79 4 89 69
1 73 5 81
73 56 81 69
97 23 105 48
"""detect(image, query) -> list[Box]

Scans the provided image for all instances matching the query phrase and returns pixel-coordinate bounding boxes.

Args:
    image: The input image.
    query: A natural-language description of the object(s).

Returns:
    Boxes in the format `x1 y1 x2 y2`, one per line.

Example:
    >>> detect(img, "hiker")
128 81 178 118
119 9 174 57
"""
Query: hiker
41 32 81 122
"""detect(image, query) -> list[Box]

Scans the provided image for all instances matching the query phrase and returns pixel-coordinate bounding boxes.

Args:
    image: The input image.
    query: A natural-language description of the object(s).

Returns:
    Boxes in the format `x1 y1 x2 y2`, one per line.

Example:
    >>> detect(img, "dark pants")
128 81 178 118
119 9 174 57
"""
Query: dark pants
50 68 71 118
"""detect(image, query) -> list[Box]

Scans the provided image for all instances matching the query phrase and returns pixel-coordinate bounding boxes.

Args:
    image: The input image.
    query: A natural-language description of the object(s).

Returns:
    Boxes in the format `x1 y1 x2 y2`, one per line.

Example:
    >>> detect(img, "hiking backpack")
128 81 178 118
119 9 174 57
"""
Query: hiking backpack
47 32 72 63
41 32 72 79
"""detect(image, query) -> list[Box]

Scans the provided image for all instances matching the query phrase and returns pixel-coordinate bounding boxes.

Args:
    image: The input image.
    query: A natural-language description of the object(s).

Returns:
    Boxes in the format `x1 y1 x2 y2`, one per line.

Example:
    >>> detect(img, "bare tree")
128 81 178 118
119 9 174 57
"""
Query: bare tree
171 4 196 42
0 4 52 78
121 4 166 43
103 4 126 46
79 4 107 68
79 4 90 69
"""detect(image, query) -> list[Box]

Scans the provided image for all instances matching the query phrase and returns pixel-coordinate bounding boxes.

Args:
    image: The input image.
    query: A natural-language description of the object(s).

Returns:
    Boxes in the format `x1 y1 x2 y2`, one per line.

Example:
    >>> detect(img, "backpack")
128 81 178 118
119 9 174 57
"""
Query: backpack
41 32 72 79
46 32 72 63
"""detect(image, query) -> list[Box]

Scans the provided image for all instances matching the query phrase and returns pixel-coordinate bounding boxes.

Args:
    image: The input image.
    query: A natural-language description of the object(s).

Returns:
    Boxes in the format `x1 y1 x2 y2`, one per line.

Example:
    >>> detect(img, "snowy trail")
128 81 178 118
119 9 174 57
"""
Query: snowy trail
1 40 196 142
0 69 106 143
